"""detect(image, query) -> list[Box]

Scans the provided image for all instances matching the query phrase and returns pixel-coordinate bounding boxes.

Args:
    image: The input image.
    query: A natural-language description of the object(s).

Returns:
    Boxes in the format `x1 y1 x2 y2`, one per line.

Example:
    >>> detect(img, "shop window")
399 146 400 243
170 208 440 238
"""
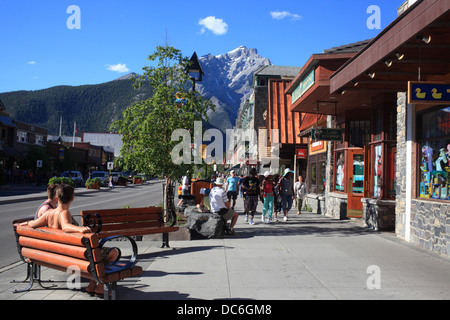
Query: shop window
335 122 345 150
386 144 397 198
308 154 326 195
373 108 383 142
349 120 370 147
417 106 450 201
373 144 382 198
310 162 317 194
335 151 345 192
386 108 397 141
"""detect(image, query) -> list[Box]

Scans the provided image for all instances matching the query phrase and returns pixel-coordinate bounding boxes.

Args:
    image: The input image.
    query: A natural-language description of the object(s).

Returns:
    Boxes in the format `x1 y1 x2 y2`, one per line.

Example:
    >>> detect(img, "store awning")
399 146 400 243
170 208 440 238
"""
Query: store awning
330 0 450 95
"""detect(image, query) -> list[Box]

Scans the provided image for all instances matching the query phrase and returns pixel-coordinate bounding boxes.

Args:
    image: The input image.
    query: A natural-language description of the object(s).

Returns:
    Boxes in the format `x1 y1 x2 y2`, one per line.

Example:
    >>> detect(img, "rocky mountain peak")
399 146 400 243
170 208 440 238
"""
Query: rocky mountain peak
196 47 272 131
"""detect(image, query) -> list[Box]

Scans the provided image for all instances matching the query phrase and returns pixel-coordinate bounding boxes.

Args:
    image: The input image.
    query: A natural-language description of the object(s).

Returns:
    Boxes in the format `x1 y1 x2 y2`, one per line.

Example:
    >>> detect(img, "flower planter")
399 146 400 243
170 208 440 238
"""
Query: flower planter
86 183 100 189
133 178 143 184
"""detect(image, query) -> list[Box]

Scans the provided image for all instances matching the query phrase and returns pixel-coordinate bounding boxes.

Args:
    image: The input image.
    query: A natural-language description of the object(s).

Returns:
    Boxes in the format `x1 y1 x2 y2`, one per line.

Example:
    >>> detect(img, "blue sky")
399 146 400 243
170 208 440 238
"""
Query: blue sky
0 0 403 93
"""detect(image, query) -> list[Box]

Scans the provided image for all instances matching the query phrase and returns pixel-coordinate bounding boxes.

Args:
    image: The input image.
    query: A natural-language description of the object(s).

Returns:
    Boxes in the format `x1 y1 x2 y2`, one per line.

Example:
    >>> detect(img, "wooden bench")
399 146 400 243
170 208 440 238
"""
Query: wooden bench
12 222 142 300
80 207 179 248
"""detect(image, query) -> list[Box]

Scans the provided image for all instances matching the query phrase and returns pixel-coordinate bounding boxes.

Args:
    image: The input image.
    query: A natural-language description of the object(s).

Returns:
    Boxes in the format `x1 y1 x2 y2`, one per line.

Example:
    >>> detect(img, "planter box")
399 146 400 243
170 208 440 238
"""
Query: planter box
86 183 100 189
133 178 143 184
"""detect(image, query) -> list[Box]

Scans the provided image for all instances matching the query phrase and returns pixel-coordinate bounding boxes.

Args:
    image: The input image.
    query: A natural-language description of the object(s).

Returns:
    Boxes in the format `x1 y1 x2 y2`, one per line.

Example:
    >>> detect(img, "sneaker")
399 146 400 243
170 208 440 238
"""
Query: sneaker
273 217 278 222
249 218 255 225
245 214 248 222
267 219 271 224
261 215 265 222
283 216 288 222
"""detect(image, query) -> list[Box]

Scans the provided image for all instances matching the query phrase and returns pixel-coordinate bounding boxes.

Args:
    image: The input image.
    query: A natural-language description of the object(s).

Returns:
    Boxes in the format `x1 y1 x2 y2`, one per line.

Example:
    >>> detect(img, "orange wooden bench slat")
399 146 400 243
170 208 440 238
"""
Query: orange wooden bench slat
22 248 93 275
19 237 102 262
15 225 99 248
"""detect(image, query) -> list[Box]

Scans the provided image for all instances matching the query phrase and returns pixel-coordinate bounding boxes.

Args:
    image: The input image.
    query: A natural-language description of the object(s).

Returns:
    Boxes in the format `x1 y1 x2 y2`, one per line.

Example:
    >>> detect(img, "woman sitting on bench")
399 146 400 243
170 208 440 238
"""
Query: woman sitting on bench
22 184 119 297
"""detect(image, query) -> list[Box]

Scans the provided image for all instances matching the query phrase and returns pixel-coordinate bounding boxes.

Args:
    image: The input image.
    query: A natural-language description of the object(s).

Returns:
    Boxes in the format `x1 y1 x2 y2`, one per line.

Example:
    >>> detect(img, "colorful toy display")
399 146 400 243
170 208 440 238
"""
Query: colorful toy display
420 144 449 200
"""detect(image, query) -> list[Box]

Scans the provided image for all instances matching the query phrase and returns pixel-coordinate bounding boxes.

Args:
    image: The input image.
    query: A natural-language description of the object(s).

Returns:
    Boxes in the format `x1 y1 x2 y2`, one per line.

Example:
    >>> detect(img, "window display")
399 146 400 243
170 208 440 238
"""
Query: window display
374 145 382 198
418 106 450 201
335 152 345 191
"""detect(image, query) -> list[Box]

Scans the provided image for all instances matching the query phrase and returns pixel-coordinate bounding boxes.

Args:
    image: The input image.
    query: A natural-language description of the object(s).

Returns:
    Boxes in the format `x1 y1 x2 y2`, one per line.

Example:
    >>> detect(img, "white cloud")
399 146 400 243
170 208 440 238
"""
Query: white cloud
270 11 302 21
27 61 37 65
105 63 129 73
199 16 228 35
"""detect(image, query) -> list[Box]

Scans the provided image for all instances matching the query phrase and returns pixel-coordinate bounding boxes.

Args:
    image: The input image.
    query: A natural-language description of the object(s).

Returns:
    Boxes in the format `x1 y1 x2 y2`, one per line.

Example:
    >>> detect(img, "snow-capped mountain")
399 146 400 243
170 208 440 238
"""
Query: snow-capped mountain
196 46 272 132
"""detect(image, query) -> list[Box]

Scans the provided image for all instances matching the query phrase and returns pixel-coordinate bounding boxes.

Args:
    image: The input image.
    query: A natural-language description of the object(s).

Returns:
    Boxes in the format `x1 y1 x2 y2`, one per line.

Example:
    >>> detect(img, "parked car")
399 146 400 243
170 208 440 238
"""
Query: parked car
90 171 109 187
61 171 84 187
121 171 136 183
136 173 147 183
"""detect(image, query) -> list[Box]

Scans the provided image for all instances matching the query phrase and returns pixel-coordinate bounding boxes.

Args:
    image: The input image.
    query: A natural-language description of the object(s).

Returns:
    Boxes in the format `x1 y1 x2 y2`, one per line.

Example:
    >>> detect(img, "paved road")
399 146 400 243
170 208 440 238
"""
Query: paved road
0 182 164 269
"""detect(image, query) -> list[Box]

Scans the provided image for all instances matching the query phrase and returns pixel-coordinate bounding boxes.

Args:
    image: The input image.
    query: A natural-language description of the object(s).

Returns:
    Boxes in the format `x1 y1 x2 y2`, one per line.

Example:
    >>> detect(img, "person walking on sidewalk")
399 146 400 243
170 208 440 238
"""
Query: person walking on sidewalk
294 175 307 215
225 170 239 210
279 169 294 221
241 168 260 225
261 171 275 224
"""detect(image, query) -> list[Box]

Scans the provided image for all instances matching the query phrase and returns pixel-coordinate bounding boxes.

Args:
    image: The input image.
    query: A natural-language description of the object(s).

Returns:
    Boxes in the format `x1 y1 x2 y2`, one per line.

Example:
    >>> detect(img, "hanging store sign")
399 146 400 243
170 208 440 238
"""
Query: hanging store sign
408 81 450 104
311 128 342 141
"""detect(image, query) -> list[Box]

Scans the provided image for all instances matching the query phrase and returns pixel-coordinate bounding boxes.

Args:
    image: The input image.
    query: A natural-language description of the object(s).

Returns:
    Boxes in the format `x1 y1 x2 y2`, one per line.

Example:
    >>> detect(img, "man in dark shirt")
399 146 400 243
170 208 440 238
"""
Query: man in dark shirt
241 168 260 225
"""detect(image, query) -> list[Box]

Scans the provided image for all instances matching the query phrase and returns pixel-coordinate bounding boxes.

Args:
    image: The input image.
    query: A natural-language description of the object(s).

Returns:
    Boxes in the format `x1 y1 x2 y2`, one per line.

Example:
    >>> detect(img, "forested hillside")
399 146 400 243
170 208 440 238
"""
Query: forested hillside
0 79 153 135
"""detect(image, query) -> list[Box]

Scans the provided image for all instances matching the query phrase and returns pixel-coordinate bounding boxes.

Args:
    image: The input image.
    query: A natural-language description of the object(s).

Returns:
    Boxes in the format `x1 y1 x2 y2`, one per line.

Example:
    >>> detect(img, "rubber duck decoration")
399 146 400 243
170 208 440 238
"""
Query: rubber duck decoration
432 88 442 100
416 88 426 99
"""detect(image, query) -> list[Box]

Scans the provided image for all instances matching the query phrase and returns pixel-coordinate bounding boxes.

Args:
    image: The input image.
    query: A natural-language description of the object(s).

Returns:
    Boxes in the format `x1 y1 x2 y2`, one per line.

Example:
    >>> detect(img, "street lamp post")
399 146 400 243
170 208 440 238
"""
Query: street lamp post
188 52 204 92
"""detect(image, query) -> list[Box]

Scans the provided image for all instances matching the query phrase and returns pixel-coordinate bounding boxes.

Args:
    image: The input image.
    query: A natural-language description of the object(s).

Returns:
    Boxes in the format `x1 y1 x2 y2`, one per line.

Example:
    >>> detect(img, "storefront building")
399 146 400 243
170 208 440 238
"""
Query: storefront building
329 0 450 254
285 41 371 217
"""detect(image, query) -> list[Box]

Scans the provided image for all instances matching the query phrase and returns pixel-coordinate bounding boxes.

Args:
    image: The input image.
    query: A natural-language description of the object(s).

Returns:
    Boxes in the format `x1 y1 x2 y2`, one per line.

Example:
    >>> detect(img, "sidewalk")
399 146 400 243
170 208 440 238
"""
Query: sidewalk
2 195 450 300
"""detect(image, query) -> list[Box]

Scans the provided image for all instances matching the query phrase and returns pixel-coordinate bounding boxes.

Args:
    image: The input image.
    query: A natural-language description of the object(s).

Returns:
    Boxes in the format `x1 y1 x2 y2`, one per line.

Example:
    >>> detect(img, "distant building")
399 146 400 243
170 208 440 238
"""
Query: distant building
82 132 123 158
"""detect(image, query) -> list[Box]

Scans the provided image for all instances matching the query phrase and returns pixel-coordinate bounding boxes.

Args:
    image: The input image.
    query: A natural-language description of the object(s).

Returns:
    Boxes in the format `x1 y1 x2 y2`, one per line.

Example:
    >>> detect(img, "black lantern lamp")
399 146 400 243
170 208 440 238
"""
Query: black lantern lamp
188 52 204 91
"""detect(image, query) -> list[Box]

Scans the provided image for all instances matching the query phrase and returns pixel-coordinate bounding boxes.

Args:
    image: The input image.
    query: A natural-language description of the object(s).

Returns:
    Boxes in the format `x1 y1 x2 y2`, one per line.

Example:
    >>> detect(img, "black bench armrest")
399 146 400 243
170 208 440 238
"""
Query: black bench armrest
99 236 138 275
73 213 103 233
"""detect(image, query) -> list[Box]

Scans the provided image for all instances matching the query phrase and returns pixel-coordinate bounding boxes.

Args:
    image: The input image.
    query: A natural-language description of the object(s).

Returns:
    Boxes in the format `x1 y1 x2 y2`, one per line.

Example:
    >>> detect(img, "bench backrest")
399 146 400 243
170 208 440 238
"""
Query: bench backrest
13 225 105 281
80 207 164 235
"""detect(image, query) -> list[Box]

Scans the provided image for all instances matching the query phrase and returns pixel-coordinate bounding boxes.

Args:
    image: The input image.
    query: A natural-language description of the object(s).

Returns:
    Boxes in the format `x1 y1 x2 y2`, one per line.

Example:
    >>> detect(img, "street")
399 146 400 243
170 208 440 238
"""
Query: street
0 181 164 269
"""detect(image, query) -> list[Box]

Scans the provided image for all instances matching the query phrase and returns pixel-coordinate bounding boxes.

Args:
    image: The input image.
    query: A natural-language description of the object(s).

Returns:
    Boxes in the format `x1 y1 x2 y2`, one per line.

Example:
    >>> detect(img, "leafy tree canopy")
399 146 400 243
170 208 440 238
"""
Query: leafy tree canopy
111 46 214 179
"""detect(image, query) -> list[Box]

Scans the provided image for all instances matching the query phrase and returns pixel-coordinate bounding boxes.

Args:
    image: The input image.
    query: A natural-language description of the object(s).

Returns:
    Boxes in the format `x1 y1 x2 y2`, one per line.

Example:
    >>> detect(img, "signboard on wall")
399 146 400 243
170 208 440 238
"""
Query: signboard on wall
296 148 307 159
408 81 450 104
291 70 315 104
309 140 327 155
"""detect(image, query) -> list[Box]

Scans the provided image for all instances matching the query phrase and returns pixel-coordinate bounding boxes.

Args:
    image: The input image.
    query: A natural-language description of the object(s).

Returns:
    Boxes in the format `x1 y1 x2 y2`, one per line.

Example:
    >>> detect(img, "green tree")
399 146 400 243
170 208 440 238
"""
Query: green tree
111 46 214 215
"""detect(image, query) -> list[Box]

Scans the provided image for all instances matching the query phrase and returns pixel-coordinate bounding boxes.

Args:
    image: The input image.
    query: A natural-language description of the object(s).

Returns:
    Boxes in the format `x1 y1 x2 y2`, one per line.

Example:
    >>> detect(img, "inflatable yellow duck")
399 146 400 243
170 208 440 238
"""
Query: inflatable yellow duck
416 88 426 99
432 88 442 99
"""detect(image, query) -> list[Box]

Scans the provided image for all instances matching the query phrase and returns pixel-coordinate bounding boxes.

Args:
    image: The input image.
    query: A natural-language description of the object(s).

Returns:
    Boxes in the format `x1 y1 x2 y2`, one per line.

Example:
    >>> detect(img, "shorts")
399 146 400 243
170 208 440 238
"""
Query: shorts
281 193 293 212
245 195 259 212
227 191 237 201
217 208 235 221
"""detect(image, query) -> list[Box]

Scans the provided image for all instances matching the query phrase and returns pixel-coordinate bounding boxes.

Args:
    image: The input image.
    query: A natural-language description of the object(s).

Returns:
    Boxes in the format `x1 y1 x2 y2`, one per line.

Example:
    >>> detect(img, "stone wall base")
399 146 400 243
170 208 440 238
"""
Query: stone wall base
362 198 396 231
